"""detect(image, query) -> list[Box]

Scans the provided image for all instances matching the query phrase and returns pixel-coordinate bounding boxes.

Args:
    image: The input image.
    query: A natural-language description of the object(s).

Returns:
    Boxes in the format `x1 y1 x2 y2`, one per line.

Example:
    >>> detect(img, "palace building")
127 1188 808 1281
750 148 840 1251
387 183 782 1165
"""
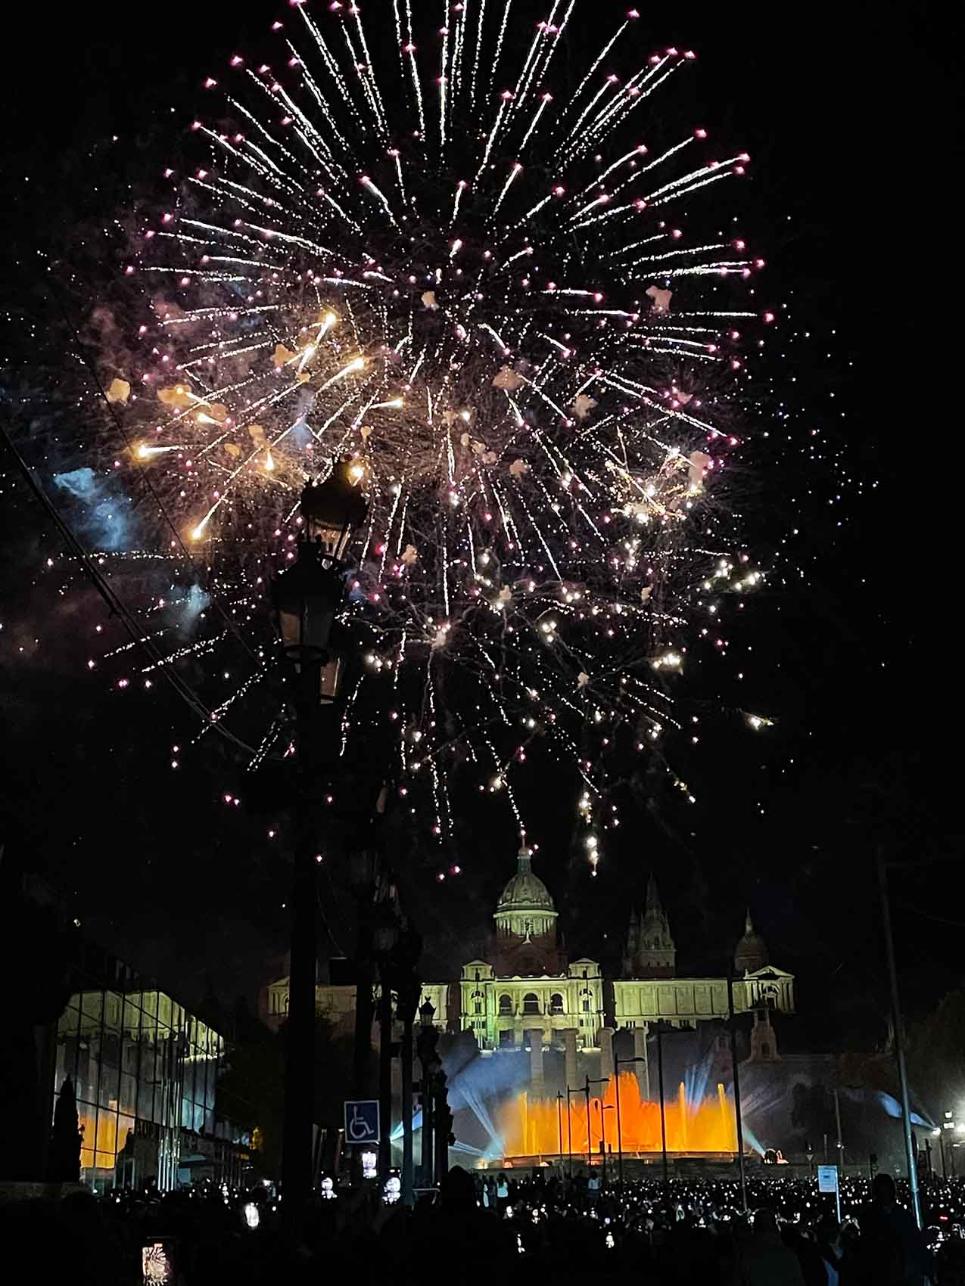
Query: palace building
263 847 795 1100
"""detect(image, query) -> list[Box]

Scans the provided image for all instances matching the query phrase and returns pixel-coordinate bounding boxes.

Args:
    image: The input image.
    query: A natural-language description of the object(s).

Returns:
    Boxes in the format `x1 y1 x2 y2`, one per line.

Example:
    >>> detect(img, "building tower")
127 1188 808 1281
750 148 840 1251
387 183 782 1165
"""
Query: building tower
748 1006 780 1062
734 910 769 976
623 875 676 978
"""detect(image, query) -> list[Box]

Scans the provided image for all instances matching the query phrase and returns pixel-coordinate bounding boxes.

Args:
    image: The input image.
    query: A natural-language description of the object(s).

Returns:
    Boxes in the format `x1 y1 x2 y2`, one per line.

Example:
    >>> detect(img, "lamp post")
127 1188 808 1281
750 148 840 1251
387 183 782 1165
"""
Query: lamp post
566 1087 579 1178
394 928 422 1208
348 848 377 1128
833 1087 845 1169
372 898 401 1183
614 1054 648 1185
596 1103 614 1186
655 1024 670 1200
876 851 922 1227
273 461 366 1220
584 1076 609 1169
942 1112 956 1180
726 977 748 1214
556 1091 565 1170
416 1000 438 1189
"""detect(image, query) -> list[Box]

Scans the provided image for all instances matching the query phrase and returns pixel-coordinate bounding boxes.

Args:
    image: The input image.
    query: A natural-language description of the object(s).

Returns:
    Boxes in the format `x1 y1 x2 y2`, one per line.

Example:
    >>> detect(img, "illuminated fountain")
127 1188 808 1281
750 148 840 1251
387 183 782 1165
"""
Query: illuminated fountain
498 1071 737 1160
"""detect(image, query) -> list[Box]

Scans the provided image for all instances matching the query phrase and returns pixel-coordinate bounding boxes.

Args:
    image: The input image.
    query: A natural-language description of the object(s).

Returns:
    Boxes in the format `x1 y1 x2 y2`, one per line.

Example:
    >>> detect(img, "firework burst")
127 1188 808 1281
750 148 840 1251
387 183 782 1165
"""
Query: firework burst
95 1 773 865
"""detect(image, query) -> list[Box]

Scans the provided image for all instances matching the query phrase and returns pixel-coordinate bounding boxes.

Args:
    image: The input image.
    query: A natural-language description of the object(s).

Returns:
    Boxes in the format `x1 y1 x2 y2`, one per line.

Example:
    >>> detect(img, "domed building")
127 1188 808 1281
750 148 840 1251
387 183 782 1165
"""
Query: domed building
264 853 795 1108
460 847 604 1079
735 910 769 976
494 847 558 942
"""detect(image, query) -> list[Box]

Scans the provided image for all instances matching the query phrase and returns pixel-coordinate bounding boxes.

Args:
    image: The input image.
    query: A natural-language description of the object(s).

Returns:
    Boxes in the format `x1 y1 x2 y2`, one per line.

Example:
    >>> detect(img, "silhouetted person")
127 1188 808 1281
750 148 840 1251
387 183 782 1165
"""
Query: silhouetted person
408 1166 514 1283
736 1208 807 1286
856 1172 930 1286
47 1075 81 1182
814 1215 845 1286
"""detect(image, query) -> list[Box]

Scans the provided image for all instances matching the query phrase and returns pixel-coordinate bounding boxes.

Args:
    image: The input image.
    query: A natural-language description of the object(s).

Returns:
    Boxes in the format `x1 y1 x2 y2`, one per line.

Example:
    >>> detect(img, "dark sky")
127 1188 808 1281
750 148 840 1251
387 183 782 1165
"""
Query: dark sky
1 0 961 1050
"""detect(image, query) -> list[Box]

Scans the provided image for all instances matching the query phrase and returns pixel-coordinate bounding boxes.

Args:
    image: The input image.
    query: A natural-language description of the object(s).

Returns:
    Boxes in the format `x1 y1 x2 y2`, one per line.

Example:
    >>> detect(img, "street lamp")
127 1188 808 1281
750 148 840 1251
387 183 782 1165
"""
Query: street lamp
274 464 366 1224
272 546 342 668
300 455 368 559
275 461 367 702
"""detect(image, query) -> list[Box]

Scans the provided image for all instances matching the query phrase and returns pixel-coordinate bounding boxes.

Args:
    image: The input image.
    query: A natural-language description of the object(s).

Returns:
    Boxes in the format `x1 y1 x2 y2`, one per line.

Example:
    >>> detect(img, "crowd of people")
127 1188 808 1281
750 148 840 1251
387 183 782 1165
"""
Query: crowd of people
3 1167 965 1284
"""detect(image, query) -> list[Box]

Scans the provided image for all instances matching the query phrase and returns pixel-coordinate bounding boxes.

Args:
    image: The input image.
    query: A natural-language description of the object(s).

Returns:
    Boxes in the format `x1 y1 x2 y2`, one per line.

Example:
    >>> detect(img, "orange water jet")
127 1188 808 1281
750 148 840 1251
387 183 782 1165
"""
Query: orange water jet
499 1071 737 1158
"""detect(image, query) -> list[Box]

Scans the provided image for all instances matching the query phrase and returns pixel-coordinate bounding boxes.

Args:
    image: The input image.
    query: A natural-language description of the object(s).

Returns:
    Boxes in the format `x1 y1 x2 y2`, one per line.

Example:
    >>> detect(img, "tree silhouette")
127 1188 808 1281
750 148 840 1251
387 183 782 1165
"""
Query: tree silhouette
907 990 965 1120
218 1013 353 1177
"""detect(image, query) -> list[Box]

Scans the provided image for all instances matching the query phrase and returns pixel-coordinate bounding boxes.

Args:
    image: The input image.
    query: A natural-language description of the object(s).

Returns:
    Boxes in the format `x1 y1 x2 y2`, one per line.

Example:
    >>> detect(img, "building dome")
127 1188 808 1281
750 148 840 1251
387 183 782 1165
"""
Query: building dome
494 848 558 941
734 910 769 975
497 848 555 913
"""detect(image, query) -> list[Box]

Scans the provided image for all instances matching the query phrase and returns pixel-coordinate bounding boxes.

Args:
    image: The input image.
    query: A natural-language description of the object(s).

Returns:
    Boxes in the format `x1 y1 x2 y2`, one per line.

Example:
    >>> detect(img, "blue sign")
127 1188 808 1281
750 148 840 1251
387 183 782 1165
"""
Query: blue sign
344 1099 380 1145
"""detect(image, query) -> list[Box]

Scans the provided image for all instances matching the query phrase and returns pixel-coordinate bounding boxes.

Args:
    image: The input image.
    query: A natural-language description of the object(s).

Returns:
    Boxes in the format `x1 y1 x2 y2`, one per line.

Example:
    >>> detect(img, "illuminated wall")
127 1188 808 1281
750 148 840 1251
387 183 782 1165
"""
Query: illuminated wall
54 988 227 1192
459 958 605 1051
612 967 795 1028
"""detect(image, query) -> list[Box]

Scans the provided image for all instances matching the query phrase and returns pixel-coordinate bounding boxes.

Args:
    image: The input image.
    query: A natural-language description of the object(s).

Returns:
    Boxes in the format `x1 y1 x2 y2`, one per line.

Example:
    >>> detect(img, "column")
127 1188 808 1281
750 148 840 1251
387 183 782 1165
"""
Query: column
600 1026 615 1083
527 1030 545 1095
633 1025 650 1100
564 1027 578 1091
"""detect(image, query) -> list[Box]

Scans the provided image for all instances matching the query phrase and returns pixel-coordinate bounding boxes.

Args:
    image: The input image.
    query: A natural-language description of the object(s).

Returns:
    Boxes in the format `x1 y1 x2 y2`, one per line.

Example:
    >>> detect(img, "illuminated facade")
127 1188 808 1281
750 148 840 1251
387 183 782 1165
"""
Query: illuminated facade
456 855 794 1100
264 855 794 1101
460 848 604 1056
53 968 247 1192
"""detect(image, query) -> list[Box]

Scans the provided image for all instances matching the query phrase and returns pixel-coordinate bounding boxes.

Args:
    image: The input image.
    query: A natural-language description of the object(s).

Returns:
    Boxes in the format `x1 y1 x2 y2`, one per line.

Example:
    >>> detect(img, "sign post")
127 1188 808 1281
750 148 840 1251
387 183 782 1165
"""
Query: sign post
817 1163 841 1224
344 1099 380 1148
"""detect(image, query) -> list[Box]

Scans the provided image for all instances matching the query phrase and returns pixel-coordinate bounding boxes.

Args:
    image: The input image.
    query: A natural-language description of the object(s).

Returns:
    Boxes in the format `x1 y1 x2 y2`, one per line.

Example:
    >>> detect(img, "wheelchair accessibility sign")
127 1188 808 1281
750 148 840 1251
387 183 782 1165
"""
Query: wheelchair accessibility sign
344 1099 380 1145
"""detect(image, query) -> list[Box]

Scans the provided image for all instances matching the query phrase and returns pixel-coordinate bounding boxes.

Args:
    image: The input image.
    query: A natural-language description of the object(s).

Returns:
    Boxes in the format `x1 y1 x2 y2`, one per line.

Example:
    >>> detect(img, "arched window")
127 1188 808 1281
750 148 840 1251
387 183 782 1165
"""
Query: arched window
522 993 540 1016
550 993 565 1015
473 990 484 1015
498 994 513 1016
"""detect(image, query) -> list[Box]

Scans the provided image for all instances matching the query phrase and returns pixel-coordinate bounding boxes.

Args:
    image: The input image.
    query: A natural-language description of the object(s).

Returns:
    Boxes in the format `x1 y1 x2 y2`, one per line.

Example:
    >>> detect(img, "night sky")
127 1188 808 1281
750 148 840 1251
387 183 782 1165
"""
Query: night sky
1 0 961 1053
